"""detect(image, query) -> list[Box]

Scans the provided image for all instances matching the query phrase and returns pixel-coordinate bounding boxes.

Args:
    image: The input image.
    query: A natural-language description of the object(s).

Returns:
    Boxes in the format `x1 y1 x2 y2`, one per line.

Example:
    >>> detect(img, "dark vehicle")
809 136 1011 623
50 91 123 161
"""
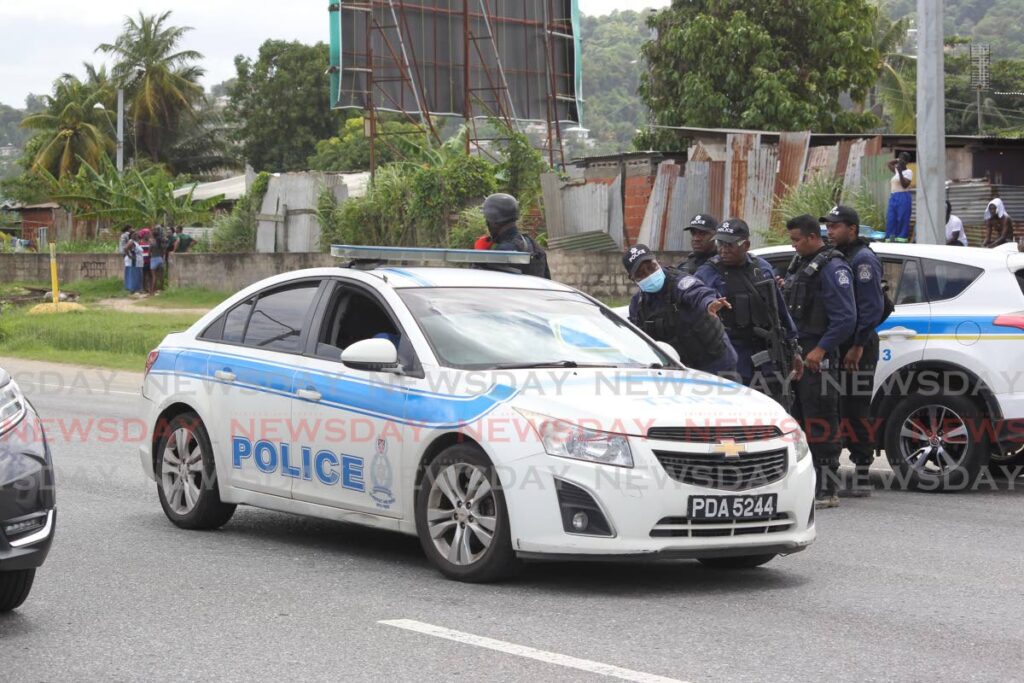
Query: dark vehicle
0 367 55 612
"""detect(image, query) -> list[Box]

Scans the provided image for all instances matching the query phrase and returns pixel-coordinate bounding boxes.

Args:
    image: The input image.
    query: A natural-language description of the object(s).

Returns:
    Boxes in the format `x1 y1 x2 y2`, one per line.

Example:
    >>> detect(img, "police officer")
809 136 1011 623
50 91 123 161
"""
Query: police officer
478 193 551 278
823 205 887 497
694 218 803 405
679 213 719 274
783 215 857 509
624 244 738 377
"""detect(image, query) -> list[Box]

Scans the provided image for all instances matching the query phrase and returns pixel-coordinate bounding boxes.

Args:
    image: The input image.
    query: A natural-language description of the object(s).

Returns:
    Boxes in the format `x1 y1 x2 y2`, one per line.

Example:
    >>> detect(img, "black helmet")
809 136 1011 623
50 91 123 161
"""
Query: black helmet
481 193 519 226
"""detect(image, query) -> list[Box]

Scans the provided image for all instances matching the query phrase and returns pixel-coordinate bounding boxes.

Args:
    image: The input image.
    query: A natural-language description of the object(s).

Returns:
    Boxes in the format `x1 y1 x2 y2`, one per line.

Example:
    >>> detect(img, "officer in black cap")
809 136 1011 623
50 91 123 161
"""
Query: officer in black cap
822 205 889 497
479 193 551 278
623 244 738 376
679 213 719 274
782 215 857 509
694 218 803 406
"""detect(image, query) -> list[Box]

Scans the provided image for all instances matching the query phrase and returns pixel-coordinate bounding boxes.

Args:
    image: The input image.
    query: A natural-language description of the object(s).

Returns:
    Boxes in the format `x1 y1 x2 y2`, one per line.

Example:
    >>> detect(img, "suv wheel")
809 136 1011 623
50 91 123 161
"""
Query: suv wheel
884 395 987 491
155 412 236 530
415 444 518 583
0 569 35 612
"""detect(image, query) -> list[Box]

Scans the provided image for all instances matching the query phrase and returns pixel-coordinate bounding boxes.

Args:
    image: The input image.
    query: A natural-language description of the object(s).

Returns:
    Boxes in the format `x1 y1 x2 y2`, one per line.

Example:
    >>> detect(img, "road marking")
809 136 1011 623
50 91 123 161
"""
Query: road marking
379 619 687 683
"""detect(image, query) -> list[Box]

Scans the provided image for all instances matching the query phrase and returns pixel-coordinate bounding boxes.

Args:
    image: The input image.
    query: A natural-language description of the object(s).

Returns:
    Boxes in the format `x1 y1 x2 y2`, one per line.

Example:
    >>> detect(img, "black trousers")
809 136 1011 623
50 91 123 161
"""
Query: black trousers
838 334 880 468
792 357 841 496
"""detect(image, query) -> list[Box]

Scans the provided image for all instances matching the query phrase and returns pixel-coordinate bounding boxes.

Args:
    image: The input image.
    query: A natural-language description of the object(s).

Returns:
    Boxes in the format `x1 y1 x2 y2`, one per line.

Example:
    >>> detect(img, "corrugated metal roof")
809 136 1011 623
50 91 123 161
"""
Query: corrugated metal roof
546 230 619 251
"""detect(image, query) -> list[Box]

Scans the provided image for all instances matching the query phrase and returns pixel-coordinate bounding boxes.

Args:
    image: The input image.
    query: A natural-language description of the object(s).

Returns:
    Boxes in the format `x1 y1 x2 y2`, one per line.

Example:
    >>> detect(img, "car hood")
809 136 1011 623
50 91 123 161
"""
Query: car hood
478 368 794 437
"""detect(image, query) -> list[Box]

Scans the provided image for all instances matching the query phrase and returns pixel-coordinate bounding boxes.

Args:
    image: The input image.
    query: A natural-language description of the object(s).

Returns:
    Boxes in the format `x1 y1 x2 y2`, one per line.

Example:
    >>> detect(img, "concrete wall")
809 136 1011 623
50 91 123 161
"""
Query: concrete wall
1 250 688 301
0 253 123 283
168 253 334 291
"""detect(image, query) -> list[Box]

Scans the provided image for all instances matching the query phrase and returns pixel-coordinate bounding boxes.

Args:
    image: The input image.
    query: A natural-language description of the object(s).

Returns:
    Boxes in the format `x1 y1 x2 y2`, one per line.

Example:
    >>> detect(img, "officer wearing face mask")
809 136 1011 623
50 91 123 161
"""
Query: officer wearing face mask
624 244 738 376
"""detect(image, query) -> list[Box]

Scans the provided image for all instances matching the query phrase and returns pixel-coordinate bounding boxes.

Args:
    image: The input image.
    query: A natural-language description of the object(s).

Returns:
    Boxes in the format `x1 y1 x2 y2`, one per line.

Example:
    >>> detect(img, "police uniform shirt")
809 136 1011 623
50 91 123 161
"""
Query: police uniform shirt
840 240 885 347
788 251 857 353
694 255 800 343
628 270 722 328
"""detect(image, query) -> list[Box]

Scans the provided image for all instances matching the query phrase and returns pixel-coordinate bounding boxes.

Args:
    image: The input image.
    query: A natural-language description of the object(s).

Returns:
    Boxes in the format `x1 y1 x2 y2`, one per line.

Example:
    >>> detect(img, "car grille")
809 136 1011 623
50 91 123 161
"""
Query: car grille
646 425 782 443
650 513 793 538
652 448 788 491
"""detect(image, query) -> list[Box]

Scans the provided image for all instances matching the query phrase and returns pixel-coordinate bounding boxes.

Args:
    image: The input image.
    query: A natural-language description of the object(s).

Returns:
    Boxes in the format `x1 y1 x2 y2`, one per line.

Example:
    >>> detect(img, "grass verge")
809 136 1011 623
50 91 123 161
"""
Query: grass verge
134 287 228 309
0 308 201 370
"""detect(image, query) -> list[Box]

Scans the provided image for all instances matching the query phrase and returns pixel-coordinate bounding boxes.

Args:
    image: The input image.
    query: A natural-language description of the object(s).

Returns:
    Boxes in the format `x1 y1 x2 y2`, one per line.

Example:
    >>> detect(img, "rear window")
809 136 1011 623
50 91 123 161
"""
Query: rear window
922 259 983 302
242 283 319 352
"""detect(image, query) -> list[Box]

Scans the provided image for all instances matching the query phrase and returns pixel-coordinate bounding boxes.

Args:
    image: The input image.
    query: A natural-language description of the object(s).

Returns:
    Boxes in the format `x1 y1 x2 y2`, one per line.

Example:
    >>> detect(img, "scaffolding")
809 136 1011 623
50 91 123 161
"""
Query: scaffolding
330 0 581 170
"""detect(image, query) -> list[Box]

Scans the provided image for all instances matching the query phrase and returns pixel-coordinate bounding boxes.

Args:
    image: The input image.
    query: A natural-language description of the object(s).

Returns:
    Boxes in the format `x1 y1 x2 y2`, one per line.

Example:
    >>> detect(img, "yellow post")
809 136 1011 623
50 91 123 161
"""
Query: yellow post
49 242 59 305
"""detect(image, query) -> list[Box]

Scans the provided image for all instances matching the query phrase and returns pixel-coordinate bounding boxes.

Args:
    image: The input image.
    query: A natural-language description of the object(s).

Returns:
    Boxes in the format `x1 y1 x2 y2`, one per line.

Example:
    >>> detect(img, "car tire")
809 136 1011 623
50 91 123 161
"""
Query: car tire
698 554 777 569
884 394 987 492
0 569 35 612
415 444 519 583
155 412 236 530
988 445 1024 475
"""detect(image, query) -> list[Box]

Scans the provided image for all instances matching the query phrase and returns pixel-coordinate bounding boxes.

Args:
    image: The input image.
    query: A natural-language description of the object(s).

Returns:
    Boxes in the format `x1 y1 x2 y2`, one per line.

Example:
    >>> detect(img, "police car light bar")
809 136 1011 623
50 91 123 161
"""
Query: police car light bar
330 244 531 266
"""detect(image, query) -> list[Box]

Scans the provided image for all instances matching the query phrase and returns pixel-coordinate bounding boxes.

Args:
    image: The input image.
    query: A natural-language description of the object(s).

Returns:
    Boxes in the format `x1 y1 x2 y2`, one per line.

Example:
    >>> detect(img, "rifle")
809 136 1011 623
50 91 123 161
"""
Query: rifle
747 275 797 411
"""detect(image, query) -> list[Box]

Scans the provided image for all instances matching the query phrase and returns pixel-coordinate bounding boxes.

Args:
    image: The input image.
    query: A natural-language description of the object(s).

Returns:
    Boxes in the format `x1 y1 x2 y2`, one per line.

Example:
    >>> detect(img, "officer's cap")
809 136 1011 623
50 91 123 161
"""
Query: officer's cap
820 205 859 226
714 218 750 244
685 213 718 233
623 244 657 278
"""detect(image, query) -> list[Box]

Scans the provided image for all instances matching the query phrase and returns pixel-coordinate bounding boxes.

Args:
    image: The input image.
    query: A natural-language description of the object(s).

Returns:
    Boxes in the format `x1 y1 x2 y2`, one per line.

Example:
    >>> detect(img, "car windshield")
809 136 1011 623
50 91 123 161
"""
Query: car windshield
398 288 670 370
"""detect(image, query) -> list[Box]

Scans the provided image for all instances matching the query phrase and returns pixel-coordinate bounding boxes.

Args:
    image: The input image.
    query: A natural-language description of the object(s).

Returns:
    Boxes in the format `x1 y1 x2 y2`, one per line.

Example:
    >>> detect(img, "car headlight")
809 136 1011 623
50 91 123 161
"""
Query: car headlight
515 409 633 468
0 378 27 436
792 429 810 463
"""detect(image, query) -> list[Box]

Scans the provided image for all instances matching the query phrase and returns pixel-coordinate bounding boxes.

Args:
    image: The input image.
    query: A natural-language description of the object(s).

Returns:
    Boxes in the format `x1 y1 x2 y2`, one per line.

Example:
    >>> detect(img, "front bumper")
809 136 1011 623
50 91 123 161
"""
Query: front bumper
0 406 56 571
501 436 816 559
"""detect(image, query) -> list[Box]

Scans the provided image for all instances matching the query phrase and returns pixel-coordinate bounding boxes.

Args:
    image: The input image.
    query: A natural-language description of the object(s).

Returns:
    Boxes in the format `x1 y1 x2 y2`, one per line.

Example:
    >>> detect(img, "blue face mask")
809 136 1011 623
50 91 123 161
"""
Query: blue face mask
637 266 666 293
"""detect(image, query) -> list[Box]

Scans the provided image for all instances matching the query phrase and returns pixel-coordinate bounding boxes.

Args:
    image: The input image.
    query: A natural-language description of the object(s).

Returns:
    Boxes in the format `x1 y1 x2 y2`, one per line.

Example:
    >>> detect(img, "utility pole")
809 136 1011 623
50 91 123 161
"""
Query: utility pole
970 43 991 136
116 87 124 173
915 0 945 244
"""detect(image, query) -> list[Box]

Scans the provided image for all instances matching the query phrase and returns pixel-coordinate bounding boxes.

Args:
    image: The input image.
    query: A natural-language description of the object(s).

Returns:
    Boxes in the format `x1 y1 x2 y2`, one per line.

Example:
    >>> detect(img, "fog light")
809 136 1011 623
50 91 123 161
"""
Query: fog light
3 516 45 538
571 511 589 532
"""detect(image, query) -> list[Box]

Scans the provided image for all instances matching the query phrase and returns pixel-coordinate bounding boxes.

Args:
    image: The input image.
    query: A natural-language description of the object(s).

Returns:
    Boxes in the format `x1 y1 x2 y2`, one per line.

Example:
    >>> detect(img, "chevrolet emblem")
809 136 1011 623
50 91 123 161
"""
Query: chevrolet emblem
713 439 745 458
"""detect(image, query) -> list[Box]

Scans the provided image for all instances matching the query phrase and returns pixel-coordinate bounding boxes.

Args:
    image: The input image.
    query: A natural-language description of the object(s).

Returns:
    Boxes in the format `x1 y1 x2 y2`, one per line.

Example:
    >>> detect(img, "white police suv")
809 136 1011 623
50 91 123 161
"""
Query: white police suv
754 242 1024 490
139 246 815 582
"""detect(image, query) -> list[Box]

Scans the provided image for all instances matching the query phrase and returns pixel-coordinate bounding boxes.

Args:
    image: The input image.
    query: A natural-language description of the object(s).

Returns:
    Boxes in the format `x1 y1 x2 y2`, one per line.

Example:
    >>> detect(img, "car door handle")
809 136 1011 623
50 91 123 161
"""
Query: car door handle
296 388 322 402
214 370 236 382
878 326 917 340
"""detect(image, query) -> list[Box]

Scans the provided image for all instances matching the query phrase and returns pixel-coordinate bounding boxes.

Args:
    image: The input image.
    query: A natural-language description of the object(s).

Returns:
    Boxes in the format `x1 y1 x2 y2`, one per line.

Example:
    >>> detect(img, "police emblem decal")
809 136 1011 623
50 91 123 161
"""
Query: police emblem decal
369 437 396 509
857 263 873 282
837 269 851 287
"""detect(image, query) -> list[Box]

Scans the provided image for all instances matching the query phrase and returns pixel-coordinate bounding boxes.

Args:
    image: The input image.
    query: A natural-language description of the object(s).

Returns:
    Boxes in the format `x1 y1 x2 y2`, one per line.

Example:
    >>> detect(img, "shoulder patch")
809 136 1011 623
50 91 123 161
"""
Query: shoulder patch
679 275 698 290
836 269 851 287
857 263 873 282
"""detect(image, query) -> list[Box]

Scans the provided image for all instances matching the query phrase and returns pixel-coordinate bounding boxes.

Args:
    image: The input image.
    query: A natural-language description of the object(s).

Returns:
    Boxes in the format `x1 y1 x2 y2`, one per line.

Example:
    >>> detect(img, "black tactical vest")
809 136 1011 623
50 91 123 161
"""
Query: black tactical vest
783 248 846 336
711 257 775 345
680 250 713 275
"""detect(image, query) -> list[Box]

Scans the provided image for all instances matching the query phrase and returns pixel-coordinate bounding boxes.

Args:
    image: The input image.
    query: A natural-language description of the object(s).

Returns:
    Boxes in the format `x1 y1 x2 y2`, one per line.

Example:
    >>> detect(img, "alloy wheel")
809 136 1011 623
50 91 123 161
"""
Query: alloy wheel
426 463 497 566
898 404 970 476
161 427 204 515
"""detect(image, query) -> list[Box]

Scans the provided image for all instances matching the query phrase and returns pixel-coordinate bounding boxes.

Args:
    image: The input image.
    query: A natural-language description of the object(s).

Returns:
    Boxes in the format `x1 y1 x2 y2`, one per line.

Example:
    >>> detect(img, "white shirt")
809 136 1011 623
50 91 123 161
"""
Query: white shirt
945 215 967 246
891 167 912 193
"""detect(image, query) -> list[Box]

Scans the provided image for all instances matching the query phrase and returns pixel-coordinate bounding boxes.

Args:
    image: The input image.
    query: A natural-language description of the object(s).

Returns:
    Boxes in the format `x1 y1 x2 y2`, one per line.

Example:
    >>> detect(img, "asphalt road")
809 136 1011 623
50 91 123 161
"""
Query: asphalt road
2 356 1023 682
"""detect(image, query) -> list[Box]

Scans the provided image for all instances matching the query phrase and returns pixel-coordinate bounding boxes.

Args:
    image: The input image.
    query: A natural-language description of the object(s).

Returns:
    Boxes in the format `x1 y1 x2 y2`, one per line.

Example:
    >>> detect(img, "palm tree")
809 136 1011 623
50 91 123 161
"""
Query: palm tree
868 4 916 134
961 96 1009 133
20 71 115 178
97 11 205 164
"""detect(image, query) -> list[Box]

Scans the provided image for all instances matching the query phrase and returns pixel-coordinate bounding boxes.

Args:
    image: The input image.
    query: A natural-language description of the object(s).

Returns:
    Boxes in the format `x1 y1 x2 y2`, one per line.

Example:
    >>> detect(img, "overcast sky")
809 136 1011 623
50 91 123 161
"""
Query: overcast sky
0 0 669 109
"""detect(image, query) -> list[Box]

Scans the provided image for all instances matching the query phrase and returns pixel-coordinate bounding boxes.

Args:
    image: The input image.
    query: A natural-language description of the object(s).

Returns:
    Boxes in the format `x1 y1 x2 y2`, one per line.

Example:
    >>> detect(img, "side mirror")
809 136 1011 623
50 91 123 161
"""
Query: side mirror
656 341 681 364
340 338 399 372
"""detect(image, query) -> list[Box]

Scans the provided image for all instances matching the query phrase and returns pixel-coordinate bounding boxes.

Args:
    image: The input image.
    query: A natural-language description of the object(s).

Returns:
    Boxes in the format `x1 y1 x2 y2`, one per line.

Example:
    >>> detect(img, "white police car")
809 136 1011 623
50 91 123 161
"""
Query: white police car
138 246 815 582
753 242 1024 490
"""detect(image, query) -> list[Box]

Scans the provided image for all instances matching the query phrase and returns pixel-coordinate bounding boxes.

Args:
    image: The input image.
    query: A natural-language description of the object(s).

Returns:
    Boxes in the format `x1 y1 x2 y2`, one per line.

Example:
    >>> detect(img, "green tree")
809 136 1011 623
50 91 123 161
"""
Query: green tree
637 1 880 149
20 72 115 178
307 116 427 172
869 4 916 133
228 40 337 171
575 10 650 155
97 10 205 164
